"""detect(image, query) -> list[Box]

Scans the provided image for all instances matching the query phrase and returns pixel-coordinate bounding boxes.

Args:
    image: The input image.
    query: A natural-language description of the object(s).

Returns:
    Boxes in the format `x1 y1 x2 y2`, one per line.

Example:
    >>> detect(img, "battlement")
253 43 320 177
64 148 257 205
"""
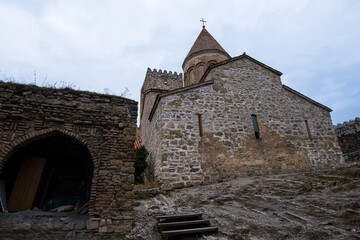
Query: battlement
140 67 184 125
335 117 360 136
141 68 183 94
146 68 183 79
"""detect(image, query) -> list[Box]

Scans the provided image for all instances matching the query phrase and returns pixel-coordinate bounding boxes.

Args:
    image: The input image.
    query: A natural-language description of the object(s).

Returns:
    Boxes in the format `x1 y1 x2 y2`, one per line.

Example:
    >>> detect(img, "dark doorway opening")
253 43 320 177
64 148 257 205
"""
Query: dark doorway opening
0 134 93 212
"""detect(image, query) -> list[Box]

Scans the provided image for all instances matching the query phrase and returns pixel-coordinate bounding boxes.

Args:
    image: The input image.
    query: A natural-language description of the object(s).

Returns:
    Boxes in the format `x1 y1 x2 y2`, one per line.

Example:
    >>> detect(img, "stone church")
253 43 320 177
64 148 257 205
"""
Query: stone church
140 26 344 190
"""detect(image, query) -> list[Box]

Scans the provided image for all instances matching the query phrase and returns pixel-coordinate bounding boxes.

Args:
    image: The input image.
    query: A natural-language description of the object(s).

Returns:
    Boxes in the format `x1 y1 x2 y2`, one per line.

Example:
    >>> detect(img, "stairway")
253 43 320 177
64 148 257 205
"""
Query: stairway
156 213 218 240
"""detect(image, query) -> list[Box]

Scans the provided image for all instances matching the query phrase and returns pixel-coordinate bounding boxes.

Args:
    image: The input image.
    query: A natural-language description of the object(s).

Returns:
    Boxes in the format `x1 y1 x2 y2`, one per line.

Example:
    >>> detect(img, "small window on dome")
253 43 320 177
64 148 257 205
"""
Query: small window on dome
190 70 194 84
199 66 204 77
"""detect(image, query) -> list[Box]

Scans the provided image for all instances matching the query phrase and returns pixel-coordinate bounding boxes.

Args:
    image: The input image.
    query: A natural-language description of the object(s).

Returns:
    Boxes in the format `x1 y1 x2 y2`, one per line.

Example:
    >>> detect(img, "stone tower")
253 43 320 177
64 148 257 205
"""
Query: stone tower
182 27 231 86
140 68 182 147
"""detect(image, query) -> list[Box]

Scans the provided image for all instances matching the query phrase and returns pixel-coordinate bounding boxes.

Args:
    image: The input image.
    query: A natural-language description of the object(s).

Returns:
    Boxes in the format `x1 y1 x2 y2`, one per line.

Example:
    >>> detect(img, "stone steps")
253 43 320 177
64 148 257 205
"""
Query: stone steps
156 213 218 240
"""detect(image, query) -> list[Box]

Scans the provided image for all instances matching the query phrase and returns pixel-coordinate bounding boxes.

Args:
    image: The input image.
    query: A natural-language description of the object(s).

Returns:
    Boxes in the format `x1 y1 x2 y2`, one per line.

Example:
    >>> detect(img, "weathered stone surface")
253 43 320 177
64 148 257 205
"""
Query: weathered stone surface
14 222 32 231
171 182 185 189
98 226 108 233
335 117 360 163
74 221 85 230
86 220 99 230
139 69 183 148
141 56 344 189
121 184 134 191
133 188 165 199
110 160 123 165
0 211 133 239
0 81 137 234
127 165 360 240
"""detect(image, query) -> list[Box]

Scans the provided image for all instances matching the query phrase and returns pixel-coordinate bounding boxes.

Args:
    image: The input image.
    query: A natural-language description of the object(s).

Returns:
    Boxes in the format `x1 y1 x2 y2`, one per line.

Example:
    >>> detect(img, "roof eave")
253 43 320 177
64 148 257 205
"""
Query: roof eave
199 53 282 83
283 85 332 112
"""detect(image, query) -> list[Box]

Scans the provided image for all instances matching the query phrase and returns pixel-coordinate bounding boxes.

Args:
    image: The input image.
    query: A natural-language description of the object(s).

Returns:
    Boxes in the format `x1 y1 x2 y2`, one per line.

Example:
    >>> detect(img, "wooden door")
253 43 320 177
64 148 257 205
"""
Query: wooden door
7 156 46 211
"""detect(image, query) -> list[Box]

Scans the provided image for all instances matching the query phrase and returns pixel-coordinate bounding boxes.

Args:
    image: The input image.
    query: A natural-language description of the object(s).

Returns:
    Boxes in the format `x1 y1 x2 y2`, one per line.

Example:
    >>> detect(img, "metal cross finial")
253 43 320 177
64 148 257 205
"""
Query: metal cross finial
200 18 206 28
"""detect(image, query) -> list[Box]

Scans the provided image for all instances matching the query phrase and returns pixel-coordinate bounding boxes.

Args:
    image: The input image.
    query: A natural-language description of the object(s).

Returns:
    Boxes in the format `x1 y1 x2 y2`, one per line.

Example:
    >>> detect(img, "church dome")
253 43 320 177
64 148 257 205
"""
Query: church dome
183 27 231 86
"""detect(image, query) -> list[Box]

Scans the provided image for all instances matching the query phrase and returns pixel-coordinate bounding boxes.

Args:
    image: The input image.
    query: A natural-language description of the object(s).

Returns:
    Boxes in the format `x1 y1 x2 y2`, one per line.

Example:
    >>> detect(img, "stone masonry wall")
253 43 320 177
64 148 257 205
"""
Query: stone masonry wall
183 52 229 86
0 81 137 234
335 117 360 163
140 68 182 150
148 57 344 189
140 68 182 120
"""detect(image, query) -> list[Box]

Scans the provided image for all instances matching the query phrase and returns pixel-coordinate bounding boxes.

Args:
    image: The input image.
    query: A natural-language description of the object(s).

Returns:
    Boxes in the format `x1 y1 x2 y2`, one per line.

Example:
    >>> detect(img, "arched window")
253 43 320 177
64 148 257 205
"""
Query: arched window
190 70 194 84
209 60 217 66
199 65 204 77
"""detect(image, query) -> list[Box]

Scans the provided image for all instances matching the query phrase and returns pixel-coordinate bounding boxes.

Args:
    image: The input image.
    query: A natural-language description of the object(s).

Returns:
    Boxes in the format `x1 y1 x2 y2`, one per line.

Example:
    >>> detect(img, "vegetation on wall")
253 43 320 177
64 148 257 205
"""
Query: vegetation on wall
134 146 148 184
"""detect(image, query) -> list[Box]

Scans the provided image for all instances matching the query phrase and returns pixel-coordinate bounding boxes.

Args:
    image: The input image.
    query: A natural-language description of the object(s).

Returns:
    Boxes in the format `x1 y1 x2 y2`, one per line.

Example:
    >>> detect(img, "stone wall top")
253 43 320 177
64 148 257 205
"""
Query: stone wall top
335 117 360 136
0 80 137 105
141 68 183 94
145 68 183 79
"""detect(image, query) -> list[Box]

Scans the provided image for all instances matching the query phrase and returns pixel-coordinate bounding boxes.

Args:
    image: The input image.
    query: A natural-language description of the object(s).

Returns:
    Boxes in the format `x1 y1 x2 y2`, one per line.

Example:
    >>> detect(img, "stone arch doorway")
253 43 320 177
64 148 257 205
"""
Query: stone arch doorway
0 132 94 212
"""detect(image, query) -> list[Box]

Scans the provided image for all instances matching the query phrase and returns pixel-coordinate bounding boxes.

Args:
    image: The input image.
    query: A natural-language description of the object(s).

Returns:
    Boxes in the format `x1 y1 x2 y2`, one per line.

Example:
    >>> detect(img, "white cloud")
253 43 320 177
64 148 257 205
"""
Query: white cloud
0 0 359 124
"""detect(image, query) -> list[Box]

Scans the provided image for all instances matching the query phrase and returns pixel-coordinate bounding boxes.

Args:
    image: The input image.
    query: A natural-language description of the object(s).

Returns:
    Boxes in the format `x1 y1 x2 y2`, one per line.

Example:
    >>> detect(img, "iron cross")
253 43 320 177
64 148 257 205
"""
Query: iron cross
200 18 206 28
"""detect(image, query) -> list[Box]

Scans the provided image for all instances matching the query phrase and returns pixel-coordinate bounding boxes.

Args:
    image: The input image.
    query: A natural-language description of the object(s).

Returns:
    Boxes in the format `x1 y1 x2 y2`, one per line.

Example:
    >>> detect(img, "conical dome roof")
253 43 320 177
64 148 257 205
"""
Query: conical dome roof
182 28 231 69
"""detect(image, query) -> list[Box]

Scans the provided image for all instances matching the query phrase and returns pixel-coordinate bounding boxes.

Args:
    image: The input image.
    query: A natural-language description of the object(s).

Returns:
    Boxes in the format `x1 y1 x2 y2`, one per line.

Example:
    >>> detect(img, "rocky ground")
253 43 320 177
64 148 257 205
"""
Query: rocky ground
127 165 360 240
0 165 359 240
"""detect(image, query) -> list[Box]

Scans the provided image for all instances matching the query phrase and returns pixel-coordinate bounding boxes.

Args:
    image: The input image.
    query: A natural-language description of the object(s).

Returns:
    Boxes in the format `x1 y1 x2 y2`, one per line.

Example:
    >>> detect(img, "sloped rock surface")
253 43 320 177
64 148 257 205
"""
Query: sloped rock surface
127 165 360 240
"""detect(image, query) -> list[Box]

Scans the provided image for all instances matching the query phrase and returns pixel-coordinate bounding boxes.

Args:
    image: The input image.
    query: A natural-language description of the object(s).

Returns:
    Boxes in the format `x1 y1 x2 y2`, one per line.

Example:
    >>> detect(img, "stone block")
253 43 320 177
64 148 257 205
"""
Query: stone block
123 127 135 135
121 184 133 191
86 220 99 230
74 221 85 230
171 182 185 189
122 166 135 173
99 170 108 176
99 226 108 233
14 223 32 231
111 160 123 165
112 175 121 182
125 135 136 141
161 183 172 191
125 191 134 198
100 219 106 226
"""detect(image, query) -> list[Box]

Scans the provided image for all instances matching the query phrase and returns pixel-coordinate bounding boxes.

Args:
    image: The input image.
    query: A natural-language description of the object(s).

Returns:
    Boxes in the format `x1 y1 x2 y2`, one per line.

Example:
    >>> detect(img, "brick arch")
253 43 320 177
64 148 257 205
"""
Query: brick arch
0 128 98 172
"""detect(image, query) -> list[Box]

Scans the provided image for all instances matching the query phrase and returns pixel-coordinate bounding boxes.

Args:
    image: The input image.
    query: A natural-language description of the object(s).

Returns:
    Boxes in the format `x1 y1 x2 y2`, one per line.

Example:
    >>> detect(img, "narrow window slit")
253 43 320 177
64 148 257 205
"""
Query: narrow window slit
197 114 203 137
305 120 312 140
251 114 260 139
190 70 194 84
200 66 204 77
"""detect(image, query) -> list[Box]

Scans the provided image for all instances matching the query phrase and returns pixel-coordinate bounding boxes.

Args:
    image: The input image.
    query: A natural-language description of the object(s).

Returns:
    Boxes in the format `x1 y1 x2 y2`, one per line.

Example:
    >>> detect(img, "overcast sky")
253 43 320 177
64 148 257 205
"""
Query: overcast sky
0 0 359 124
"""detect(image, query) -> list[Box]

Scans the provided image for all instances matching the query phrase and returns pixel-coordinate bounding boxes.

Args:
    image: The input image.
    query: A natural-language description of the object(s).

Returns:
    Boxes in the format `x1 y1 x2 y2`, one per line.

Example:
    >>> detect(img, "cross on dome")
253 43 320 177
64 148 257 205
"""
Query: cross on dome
200 18 206 28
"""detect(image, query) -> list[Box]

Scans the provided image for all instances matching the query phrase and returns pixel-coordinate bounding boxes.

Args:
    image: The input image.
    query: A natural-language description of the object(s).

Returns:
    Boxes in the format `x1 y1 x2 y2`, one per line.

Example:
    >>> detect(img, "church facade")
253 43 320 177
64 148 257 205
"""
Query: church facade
140 27 344 189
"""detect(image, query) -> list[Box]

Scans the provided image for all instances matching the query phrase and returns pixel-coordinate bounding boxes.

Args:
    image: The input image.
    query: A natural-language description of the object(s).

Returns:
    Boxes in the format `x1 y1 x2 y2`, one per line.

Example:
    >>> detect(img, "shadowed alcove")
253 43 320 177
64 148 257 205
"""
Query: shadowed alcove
0 133 94 212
